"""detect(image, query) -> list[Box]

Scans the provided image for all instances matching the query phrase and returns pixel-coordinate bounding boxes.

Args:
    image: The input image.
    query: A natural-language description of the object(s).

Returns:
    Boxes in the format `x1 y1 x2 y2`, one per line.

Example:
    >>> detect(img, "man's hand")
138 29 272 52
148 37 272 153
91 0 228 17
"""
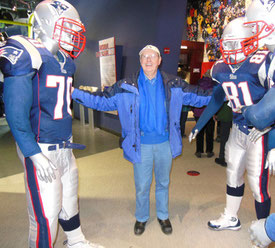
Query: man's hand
249 219 272 248
189 129 199 143
266 149 275 175
30 153 57 183
248 127 272 143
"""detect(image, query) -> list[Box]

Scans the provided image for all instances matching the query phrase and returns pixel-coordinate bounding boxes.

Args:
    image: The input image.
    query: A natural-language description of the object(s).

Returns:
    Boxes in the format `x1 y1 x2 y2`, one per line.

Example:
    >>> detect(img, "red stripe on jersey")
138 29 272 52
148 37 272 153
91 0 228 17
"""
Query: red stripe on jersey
37 74 41 142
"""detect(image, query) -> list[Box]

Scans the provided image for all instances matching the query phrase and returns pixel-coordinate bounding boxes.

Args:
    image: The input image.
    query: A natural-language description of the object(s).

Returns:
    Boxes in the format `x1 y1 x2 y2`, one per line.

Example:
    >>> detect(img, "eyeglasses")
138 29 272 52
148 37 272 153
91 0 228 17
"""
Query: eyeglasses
140 53 159 60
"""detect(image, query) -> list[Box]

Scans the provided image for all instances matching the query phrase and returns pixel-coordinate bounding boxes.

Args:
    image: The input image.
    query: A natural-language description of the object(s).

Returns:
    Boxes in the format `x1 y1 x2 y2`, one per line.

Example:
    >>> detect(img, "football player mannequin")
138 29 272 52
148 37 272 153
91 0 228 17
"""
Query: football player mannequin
240 0 275 177
236 1 275 247
189 17 272 231
1 1 104 248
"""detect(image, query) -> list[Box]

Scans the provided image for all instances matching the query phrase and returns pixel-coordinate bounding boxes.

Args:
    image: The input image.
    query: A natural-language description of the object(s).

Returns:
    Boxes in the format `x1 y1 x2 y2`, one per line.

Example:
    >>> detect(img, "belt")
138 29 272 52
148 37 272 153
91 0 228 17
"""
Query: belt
48 141 86 151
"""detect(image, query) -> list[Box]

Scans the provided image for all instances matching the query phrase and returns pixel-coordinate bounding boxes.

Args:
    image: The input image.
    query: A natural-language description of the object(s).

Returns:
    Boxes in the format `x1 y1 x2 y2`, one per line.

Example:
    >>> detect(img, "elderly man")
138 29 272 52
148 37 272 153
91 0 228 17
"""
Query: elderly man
72 45 211 235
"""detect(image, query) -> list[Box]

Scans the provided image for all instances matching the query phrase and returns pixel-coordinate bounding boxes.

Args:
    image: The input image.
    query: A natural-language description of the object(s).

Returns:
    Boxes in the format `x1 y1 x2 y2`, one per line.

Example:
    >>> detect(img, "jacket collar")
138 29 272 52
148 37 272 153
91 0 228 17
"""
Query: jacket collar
119 69 176 94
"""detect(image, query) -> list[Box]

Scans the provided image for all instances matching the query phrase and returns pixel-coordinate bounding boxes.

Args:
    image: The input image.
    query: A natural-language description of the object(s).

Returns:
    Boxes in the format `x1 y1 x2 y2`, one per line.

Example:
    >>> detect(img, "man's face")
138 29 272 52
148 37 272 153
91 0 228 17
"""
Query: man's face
140 49 161 78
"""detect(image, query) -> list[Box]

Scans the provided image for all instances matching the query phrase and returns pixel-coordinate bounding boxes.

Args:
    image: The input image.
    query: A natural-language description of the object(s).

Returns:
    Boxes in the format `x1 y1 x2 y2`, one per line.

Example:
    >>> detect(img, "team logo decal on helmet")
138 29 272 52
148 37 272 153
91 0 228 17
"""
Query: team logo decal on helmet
50 1 69 16
258 0 275 11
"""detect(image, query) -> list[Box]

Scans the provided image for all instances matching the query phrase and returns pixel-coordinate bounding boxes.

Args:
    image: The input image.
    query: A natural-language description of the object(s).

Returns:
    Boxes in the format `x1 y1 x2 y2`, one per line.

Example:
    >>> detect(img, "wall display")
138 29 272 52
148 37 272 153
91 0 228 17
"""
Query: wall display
96 37 118 115
97 37 117 90
186 0 246 62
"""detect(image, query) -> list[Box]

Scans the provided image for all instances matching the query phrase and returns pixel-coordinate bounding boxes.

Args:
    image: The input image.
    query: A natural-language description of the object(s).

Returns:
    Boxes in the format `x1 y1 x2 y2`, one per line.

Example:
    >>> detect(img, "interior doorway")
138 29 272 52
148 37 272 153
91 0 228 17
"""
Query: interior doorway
178 40 204 85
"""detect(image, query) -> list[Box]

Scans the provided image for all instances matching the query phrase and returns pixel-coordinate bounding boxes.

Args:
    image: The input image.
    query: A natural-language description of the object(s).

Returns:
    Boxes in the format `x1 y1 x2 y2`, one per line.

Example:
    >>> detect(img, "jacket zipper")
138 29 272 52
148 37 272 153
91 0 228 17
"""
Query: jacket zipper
133 97 137 152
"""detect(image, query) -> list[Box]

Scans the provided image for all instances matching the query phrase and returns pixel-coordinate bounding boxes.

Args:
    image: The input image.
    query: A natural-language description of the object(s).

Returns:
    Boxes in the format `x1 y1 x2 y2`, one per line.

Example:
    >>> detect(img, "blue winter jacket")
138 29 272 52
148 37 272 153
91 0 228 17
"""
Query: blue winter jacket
72 70 212 164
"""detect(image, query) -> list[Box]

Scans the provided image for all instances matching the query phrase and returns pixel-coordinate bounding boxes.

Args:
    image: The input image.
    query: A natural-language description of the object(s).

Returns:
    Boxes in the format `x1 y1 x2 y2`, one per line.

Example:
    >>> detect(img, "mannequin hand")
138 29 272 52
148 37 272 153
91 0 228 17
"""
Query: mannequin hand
235 105 245 113
249 219 272 248
189 129 199 143
266 149 275 175
248 127 271 143
30 153 57 183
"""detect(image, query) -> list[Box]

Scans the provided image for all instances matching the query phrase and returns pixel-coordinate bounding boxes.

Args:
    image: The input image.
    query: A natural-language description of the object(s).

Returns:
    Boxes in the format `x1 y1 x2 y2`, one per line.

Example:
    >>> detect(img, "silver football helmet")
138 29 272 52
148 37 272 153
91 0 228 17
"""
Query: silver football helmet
243 0 275 54
220 17 254 65
33 0 86 58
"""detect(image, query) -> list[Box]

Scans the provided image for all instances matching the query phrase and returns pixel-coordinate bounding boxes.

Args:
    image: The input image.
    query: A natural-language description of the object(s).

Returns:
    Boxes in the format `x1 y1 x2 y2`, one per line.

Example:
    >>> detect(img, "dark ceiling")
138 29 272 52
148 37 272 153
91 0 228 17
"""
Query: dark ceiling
0 0 42 21
0 0 42 11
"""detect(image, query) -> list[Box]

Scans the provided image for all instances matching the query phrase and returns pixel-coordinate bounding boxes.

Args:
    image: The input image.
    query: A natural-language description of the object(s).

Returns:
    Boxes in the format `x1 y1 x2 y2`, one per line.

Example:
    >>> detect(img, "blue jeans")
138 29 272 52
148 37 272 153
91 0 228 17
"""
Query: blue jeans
133 141 172 222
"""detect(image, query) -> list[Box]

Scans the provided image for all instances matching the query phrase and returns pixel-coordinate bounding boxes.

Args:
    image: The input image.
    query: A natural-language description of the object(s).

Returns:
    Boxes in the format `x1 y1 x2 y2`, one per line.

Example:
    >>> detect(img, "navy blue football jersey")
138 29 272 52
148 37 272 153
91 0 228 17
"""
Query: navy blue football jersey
0 35 76 156
211 50 271 133
268 53 275 89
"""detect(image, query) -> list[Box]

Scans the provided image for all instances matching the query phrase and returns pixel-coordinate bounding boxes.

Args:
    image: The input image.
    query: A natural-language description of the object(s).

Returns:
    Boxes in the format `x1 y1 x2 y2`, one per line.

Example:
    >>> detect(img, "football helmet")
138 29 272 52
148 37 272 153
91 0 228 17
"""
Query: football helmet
243 0 275 54
220 17 254 65
33 0 86 58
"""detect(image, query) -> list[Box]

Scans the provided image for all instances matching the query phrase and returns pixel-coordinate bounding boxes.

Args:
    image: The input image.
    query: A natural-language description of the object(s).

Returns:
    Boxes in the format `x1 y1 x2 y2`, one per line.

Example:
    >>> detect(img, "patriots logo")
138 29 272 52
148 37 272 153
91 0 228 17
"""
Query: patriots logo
229 74 237 80
260 0 275 12
0 46 23 64
50 1 69 16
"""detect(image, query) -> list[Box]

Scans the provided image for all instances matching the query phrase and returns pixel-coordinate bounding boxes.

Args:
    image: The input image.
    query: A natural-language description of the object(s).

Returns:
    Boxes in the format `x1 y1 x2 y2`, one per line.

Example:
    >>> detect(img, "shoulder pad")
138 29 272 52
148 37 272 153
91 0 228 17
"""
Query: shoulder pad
10 36 42 70
211 60 223 84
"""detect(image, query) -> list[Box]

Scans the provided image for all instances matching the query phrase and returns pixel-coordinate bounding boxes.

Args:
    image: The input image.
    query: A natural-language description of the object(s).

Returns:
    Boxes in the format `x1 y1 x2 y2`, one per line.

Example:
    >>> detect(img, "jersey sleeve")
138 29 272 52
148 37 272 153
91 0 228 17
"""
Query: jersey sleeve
242 87 275 130
4 73 41 157
268 128 275 151
0 36 43 157
192 84 225 133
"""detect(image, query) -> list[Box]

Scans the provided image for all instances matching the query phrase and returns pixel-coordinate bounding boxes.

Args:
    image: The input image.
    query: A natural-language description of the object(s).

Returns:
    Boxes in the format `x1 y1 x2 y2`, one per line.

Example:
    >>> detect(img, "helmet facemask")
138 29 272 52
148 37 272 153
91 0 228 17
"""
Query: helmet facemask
220 17 253 65
53 17 86 58
220 38 247 65
242 20 274 56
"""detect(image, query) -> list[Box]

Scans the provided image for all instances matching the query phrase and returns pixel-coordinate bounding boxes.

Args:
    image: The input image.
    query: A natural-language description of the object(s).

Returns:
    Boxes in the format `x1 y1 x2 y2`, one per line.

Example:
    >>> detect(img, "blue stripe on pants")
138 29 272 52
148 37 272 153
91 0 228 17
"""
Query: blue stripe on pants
25 157 52 248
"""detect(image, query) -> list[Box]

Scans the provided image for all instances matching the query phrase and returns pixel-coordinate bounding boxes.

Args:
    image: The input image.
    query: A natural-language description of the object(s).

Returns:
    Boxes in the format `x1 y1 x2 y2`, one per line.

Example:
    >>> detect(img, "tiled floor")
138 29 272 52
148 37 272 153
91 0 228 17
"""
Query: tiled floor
1 117 275 248
0 117 120 178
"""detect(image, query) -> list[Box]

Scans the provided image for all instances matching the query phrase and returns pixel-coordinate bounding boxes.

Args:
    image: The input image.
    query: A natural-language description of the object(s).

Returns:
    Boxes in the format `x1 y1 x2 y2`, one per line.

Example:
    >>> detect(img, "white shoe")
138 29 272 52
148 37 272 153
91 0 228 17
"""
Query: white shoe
208 212 241 231
66 239 105 248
